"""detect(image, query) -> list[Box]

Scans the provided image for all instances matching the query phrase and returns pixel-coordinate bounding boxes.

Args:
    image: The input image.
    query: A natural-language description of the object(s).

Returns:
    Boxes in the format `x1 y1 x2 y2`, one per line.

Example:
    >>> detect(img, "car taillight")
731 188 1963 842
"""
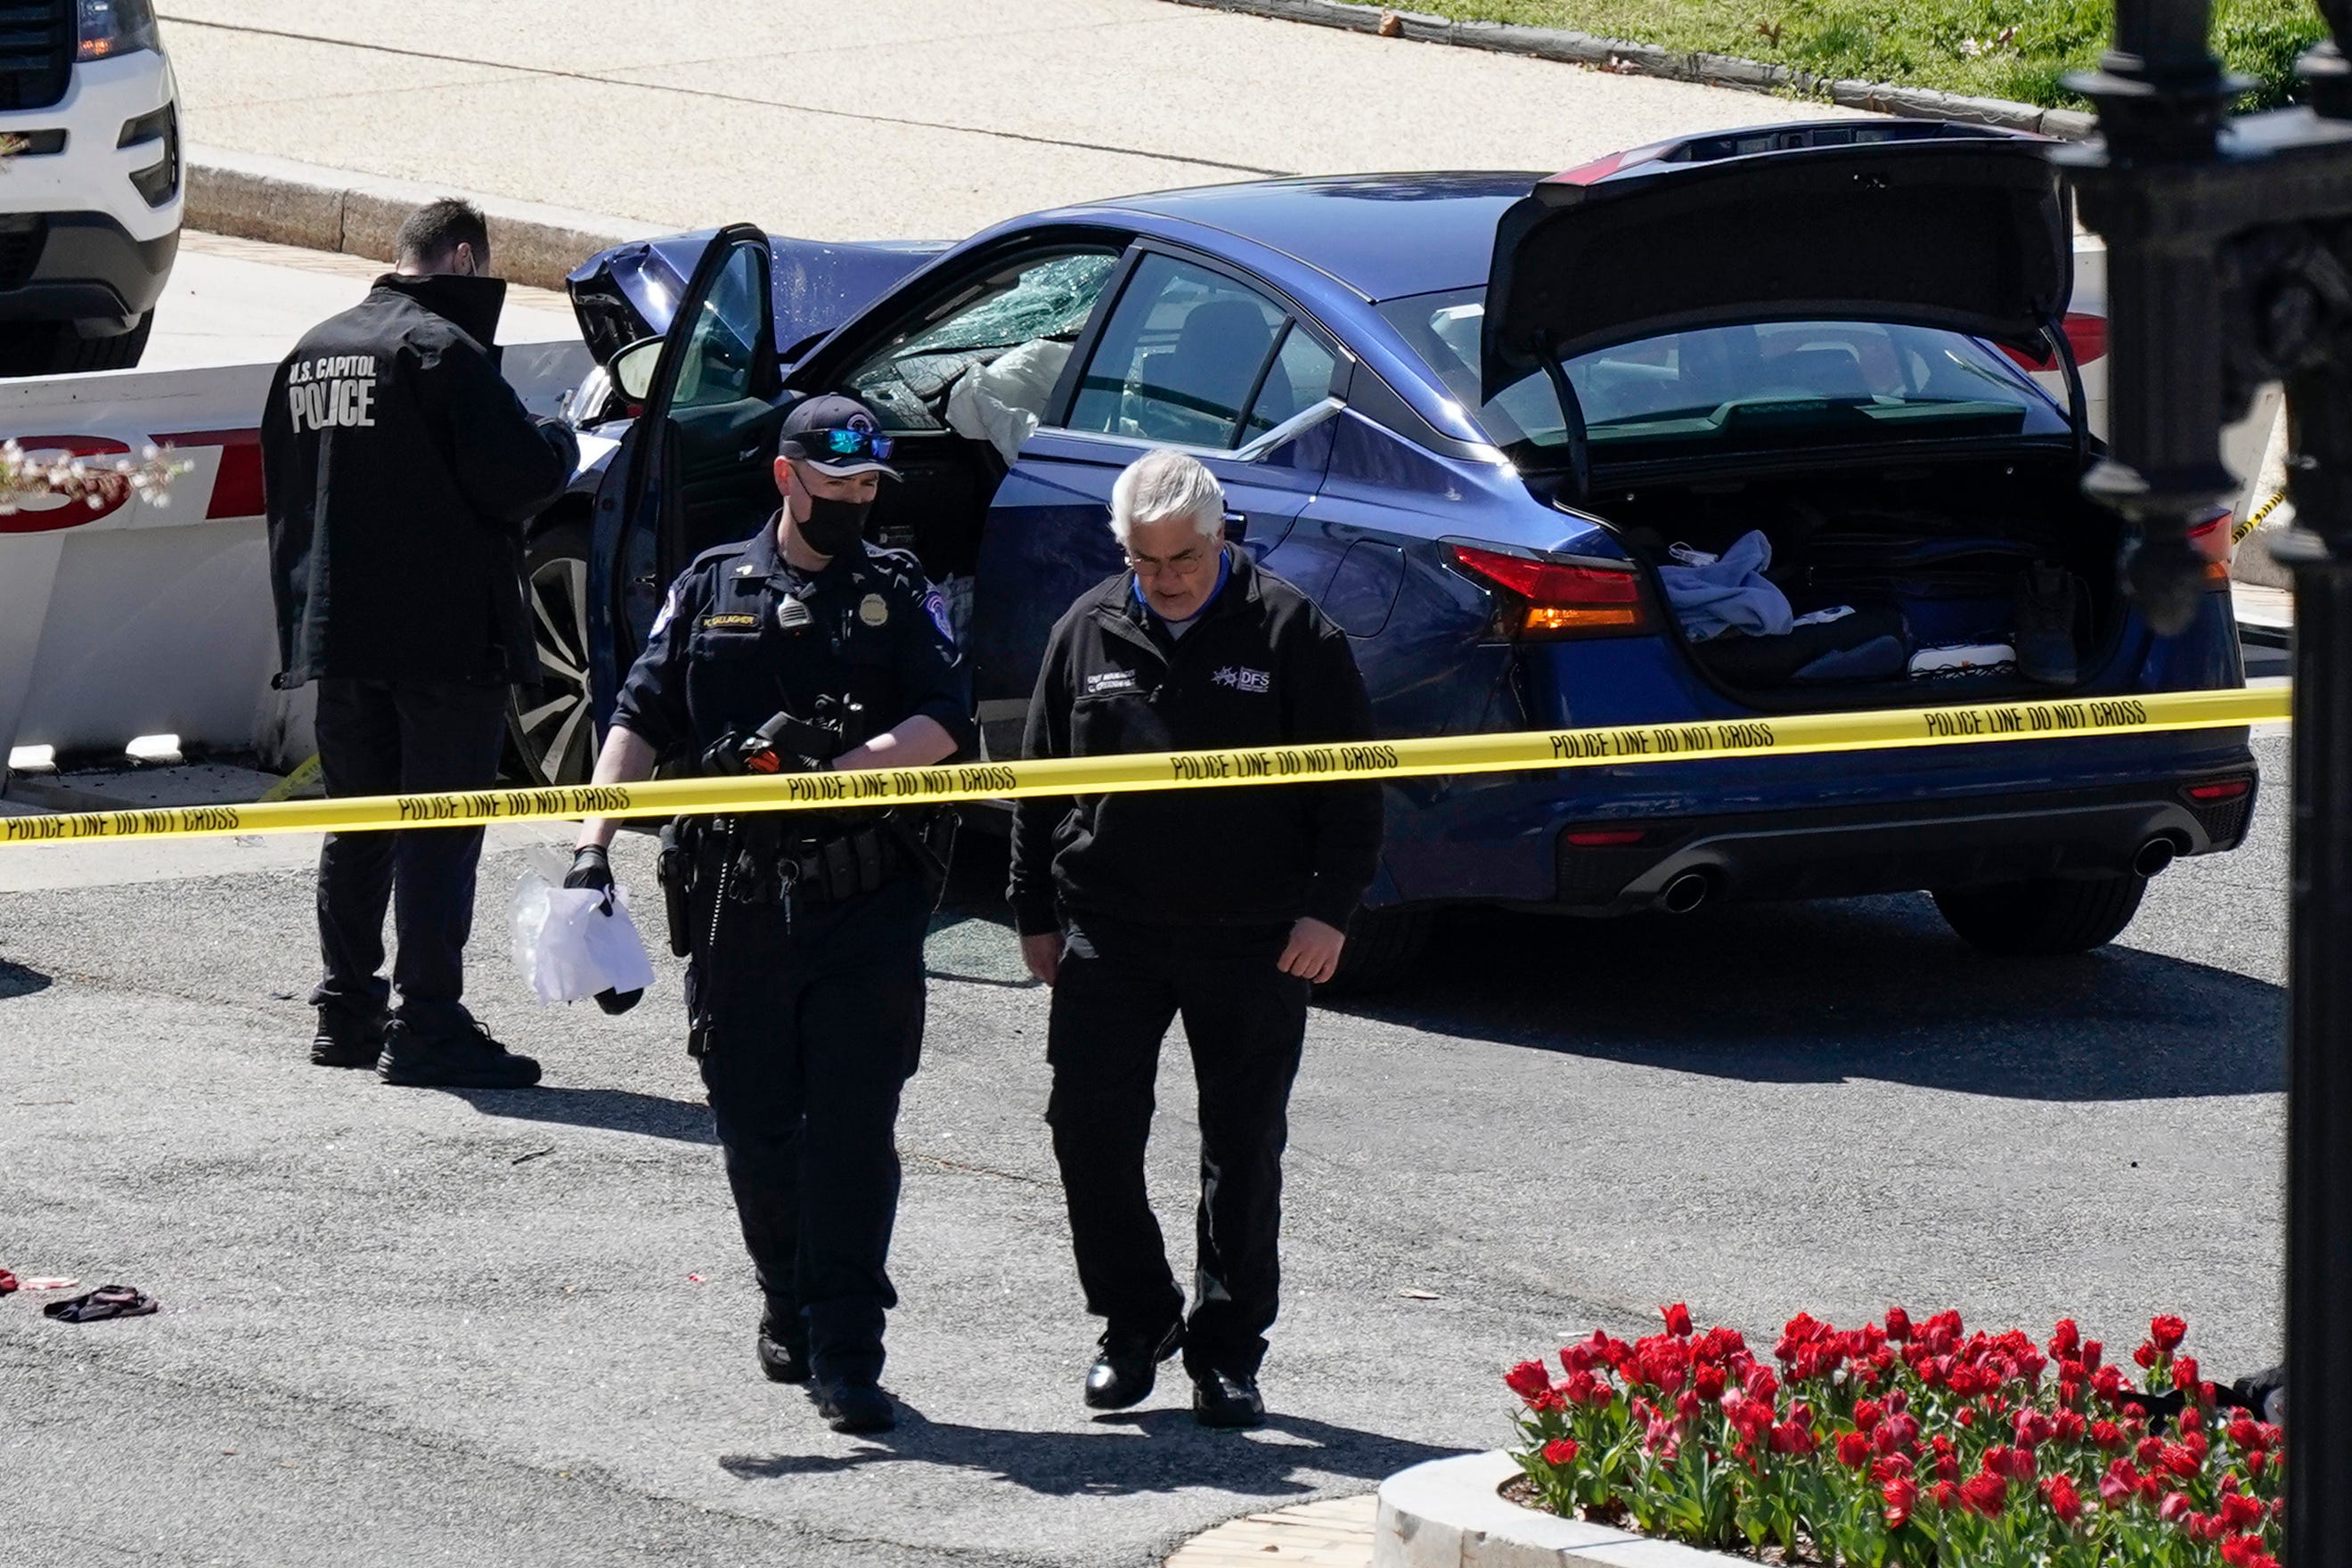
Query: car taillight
2185 779 2252 803
2187 508 2234 586
2002 313 2109 372
1446 543 1651 638
1564 828 1649 847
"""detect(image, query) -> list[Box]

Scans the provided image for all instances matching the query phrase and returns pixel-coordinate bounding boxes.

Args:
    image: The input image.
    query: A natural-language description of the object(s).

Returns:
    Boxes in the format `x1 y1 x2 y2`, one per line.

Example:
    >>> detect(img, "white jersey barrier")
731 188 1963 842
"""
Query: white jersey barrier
0 339 592 785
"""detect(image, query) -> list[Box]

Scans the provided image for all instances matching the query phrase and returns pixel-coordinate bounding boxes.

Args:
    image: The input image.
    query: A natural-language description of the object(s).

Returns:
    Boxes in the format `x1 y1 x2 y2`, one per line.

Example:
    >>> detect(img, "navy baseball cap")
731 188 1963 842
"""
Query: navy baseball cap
777 394 901 478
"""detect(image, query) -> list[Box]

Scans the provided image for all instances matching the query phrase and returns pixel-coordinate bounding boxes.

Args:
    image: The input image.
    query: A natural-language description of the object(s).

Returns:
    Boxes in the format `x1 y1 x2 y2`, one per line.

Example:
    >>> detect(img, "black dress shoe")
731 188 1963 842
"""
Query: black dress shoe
819 1380 895 1433
1192 1368 1266 1429
1084 1320 1184 1410
310 1007 388 1068
756 1319 810 1384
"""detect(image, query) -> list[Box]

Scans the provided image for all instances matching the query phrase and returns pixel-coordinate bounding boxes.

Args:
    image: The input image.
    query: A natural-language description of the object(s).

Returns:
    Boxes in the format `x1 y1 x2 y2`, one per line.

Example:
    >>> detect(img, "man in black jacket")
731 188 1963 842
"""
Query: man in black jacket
1009 448 1383 1428
262 199 577 1089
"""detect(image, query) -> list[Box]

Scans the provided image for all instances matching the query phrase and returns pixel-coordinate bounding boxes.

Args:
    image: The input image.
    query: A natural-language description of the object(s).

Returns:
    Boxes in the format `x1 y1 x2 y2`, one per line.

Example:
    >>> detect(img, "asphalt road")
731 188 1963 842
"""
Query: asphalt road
0 733 2289 1565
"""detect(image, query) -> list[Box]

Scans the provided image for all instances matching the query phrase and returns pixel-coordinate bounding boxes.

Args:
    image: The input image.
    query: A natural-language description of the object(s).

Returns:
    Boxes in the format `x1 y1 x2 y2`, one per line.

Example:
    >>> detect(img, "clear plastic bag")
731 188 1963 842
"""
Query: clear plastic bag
509 848 657 1006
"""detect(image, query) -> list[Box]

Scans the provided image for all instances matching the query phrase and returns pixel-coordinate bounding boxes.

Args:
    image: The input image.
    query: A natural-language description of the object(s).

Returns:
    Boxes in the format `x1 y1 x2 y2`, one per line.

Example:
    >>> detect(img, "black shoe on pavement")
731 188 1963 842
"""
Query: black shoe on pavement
377 1019 542 1089
1192 1368 1266 1429
818 1379 896 1433
2013 564 2082 686
310 1007 388 1068
757 1318 811 1384
1084 1319 1184 1410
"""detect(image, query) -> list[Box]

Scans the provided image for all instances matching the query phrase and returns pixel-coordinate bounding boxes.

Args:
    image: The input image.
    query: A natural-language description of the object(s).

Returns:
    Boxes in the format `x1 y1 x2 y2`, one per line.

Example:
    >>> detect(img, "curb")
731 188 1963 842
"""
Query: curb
184 144 670 293
1376 1451 1739 1567
1163 0 2096 140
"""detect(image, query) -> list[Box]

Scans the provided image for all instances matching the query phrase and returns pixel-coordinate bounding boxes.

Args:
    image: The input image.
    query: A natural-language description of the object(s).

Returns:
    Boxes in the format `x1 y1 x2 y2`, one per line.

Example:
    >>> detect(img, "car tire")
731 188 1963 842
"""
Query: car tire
1319 905 1433 995
0 313 155 376
506 519 598 787
1931 873 2148 956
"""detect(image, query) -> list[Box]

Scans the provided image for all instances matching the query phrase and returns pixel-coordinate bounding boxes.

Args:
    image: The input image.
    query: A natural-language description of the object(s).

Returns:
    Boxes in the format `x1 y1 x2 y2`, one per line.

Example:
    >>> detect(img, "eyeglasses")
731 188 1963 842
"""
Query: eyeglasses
792 427 894 461
1126 544 1213 578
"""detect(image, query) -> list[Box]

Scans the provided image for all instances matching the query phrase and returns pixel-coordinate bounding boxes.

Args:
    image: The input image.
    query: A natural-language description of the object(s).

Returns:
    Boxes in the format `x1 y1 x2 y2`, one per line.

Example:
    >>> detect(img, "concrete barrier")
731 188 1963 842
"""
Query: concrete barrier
0 340 592 793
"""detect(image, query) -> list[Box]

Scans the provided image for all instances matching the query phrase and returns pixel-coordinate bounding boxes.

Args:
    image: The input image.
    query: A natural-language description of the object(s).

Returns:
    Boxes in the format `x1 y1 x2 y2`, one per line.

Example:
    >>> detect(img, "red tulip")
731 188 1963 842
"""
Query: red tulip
1661 1303 1692 1337
2151 1315 2188 1352
1960 1474 2009 1517
1883 1476 1919 1528
1542 1437 1579 1467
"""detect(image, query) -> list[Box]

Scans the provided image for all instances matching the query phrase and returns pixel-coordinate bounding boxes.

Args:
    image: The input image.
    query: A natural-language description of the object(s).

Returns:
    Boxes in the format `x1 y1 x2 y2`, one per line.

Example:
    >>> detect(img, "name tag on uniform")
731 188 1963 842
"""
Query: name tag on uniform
699 613 759 631
1085 670 1139 696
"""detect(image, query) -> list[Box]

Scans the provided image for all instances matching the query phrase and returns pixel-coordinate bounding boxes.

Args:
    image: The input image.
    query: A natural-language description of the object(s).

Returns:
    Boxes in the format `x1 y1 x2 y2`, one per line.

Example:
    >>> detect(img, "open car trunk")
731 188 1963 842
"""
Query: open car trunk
1594 450 2127 706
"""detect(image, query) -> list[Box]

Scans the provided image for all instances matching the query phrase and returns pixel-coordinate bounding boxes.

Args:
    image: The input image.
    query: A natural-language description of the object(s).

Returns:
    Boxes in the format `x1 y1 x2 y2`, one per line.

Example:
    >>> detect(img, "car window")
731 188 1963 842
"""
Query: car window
672 240 764 411
844 249 1121 431
1068 254 1288 450
1239 323 1337 444
1376 289 2069 461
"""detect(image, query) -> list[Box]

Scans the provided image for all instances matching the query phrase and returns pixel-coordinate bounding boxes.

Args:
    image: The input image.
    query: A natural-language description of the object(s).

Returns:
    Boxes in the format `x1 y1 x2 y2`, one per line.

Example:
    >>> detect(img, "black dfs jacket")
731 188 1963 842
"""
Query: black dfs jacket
262 274 578 686
1009 548 1384 937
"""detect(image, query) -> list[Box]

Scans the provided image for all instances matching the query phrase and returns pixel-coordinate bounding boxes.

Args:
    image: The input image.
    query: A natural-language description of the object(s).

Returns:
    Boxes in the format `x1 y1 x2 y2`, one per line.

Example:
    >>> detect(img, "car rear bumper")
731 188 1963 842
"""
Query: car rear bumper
1543 759 2258 913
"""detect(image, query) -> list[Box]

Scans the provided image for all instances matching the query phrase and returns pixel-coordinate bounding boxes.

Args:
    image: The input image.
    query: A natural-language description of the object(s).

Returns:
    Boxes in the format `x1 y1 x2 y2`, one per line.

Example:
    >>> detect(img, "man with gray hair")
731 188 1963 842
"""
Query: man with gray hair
1009 448 1382 1427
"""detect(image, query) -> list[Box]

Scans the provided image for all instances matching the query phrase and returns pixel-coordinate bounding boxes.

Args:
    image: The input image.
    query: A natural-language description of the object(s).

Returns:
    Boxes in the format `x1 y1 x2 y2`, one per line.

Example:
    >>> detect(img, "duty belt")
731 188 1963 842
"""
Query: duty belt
698 816 907 909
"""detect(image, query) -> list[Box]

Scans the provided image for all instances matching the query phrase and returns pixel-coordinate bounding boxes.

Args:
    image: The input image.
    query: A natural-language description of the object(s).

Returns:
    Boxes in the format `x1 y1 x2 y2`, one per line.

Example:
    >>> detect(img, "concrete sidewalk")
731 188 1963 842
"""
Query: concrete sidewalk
159 0 1853 245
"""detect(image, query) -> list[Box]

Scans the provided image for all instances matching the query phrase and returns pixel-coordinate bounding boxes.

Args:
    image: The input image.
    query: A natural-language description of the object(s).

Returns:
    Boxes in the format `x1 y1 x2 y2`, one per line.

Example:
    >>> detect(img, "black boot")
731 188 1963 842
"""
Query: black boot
757 1315 811 1384
1083 1320 1183 1410
1192 1368 1266 1430
310 1005 388 1068
818 1379 895 1434
378 1019 541 1089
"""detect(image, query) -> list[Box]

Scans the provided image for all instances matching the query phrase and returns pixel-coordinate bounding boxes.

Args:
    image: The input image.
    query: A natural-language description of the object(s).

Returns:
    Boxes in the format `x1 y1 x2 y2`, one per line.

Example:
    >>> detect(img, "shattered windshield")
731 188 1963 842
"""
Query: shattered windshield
896 253 1122 358
1379 289 2069 461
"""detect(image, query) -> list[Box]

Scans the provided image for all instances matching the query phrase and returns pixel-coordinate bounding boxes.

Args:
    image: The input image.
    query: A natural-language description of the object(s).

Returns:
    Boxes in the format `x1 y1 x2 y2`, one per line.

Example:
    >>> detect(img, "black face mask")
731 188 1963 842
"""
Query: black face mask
796 492 871 558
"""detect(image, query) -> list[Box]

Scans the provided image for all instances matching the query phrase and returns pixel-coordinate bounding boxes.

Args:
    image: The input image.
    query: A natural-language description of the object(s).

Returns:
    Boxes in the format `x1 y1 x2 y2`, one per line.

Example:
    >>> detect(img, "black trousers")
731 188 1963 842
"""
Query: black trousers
1045 914 1309 1381
311 678 509 1035
692 872 930 1388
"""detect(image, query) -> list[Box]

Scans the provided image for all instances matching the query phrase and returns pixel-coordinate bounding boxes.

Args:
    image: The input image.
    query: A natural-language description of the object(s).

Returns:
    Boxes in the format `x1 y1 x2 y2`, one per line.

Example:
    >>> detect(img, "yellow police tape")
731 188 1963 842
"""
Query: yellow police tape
0 685 2289 848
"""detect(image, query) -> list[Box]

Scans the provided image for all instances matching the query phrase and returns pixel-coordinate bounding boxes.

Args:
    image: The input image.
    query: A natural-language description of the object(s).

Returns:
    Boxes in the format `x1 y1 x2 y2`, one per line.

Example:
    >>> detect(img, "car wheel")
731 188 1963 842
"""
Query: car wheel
507 521 598 787
0 313 155 376
1318 905 1433 996
1931 873 2148 956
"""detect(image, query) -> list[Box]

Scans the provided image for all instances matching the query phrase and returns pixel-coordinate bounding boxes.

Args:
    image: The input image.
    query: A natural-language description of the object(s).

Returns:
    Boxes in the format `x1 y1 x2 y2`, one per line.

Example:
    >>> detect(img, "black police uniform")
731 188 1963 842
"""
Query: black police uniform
1008 546 1382 1386
261 273 577 1047
611 518 972 1387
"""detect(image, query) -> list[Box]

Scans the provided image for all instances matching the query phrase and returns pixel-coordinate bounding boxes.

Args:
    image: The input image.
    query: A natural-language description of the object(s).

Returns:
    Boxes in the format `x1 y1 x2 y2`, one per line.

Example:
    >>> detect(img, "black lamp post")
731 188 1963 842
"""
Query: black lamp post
2059 4 2352 1556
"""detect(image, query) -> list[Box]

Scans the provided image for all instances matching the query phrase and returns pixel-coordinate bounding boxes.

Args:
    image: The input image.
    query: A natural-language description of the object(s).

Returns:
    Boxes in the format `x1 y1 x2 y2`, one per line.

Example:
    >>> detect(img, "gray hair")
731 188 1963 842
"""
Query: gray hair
1109 448 1224 545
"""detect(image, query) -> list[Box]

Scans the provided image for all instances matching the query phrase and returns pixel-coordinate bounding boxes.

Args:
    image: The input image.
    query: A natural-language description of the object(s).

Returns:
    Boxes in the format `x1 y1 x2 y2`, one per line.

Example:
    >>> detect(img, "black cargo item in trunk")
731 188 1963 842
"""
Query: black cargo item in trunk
1695 603 1908 685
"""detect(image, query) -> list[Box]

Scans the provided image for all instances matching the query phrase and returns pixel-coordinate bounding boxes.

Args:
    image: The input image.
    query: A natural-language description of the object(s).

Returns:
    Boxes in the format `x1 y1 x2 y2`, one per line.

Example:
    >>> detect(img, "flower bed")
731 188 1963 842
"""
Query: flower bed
1507 1307 2283 1567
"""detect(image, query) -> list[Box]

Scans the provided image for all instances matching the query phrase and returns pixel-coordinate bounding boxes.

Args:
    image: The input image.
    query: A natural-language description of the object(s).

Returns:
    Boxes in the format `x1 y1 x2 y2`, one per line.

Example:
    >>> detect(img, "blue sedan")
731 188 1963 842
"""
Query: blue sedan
512 118 2254 984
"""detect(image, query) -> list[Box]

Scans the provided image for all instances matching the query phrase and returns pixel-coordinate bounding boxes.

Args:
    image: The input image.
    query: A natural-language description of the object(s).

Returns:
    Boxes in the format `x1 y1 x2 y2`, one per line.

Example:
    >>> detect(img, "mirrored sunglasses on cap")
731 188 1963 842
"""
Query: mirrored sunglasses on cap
790 427 894 463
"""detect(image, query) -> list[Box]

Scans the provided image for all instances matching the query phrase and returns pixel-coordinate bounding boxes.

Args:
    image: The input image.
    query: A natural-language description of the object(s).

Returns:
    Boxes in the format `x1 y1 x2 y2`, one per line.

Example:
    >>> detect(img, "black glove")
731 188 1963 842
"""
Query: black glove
563 846 641 1016
565 845 615 906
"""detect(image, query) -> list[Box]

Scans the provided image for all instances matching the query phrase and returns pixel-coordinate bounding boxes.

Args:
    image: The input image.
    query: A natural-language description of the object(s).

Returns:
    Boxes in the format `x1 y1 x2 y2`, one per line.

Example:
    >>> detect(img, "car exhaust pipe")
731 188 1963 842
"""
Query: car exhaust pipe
2134 837 2179 878
1660 870 1714 915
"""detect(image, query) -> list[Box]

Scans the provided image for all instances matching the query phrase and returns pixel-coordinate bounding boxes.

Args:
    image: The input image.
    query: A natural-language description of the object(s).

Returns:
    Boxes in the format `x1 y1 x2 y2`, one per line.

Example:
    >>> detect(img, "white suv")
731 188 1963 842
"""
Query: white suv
0 0 177 375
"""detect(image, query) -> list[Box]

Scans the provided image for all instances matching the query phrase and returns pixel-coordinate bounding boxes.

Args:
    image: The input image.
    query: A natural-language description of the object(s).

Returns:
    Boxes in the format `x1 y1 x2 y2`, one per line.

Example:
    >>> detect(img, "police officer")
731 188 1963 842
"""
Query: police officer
262 198 577 1088
567 395 971 1434
1009 450 1383 1428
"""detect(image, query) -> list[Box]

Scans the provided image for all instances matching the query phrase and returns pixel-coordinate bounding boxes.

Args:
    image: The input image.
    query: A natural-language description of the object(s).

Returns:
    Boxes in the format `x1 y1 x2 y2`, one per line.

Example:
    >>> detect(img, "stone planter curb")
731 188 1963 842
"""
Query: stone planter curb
1163 0 2097 140
1376 1451 1746 1567
184 143 668 293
